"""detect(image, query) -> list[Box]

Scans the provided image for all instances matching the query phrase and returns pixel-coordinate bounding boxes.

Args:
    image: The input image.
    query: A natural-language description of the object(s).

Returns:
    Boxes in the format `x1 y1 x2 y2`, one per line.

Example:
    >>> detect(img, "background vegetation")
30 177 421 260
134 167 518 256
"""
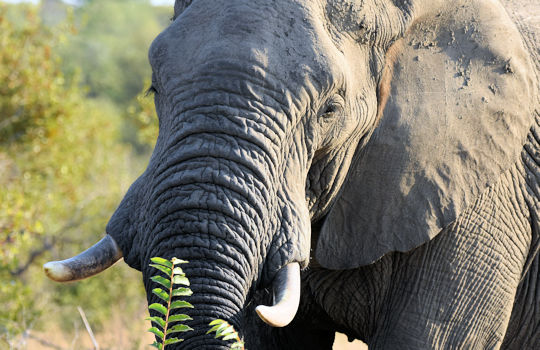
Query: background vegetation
0 1 163 348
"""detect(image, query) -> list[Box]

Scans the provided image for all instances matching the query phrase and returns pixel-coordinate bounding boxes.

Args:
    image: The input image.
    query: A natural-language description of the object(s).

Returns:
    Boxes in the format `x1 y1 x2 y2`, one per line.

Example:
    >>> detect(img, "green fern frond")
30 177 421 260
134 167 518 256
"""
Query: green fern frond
207 319 245 350
147 257 192 350
146 257 246 349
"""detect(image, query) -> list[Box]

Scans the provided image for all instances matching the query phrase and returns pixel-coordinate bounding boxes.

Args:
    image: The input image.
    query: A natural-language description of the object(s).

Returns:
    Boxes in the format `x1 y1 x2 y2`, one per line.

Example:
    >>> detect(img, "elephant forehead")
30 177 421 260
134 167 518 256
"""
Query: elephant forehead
325 0 407 46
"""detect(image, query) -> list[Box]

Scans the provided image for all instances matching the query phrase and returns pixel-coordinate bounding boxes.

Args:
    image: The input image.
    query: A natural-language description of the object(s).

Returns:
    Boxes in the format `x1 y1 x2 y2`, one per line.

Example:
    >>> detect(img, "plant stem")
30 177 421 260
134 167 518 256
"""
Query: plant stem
161 260 176 349
77 306 99 350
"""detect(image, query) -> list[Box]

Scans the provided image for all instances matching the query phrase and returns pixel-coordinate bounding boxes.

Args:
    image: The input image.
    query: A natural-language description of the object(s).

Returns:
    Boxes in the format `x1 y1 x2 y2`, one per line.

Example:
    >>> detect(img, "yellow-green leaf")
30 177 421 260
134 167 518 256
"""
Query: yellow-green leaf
151 275 171 289
172 275 190 286
170 300 194 309
150 257 172 268
146 316 166 329
171 257 188 264
169 324 193 333
168 314 192 323
149 303 168 316
164 338 183 346
152 288 169 303
172 267 184 275
150 341 162 349
172 287 192 297
148 327 164 340
150 263 172 276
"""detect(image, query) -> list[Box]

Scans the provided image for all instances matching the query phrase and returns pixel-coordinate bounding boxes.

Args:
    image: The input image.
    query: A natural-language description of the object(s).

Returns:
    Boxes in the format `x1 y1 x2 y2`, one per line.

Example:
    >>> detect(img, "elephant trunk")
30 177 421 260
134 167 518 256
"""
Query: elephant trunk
138 111 278 341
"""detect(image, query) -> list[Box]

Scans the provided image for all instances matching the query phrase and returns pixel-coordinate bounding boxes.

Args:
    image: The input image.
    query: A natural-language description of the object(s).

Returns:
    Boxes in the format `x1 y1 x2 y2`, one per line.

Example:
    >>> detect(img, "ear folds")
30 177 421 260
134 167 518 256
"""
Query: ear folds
316 0 536 269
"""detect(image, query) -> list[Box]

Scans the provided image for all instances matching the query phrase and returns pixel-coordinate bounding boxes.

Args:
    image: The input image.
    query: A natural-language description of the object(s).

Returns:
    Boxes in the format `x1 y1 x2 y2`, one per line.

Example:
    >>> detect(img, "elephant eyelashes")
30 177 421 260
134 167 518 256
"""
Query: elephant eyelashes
319 95 345 122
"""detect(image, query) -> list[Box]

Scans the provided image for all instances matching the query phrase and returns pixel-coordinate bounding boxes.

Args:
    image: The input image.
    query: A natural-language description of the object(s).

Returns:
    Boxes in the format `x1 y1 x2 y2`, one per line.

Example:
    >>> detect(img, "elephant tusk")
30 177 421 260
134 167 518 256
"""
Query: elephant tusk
43 235 122 282
255 262 301 327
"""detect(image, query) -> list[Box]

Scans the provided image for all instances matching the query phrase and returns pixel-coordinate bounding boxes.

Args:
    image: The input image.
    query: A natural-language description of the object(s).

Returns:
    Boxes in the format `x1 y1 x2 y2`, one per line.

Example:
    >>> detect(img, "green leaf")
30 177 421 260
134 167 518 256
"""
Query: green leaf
170 300 194 309
150 341 162 349
206 322 229 338
207 321 228 335
152 288 170 303
172 275 190 286
172 267 184 275
169 324 194 333
168 314 192 323
149 303 168 316
222 332 239 341
164 337 184 345
209 319 226 326
146 316 166 329
172 287 193 297
151 275 171 289
216 325 235 338
150 257 173 268
231 342 244 350
171 257 188 265
148 327 164 340
150 264 172 276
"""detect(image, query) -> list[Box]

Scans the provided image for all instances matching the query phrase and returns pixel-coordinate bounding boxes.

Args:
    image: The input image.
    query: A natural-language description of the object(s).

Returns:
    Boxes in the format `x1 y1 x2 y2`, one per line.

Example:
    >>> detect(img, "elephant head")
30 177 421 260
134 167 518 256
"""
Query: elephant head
45 0 536 348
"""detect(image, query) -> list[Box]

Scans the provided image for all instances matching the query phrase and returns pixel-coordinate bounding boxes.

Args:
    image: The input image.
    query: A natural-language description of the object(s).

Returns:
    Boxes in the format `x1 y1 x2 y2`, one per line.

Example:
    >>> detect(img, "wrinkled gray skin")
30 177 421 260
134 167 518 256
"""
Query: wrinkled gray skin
104 0 539 348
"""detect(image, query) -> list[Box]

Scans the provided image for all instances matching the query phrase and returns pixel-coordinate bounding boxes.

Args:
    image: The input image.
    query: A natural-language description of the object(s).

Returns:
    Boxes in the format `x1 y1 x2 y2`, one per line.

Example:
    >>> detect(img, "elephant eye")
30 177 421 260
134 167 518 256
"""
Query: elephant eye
319 95 345 123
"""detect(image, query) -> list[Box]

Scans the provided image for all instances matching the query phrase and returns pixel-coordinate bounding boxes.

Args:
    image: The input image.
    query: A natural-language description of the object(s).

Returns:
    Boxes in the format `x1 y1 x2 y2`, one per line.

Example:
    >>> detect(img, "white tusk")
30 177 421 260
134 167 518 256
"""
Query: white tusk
43 235 122 282
255 262 301 327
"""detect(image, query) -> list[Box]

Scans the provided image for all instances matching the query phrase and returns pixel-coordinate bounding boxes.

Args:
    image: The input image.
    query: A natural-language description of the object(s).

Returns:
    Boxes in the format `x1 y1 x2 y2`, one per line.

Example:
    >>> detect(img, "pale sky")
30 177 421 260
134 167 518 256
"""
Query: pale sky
1 0 175 5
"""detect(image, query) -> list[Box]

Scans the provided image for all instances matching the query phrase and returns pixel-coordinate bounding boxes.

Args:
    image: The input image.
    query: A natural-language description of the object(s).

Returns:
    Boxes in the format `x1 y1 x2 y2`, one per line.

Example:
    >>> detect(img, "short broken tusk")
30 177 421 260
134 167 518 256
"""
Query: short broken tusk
44 235 122 282
255 262 301 327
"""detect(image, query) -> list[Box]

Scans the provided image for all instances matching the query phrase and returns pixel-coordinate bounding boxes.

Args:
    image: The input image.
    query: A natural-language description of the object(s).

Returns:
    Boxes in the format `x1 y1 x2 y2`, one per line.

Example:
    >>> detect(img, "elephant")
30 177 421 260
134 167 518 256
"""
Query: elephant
44 0 539 348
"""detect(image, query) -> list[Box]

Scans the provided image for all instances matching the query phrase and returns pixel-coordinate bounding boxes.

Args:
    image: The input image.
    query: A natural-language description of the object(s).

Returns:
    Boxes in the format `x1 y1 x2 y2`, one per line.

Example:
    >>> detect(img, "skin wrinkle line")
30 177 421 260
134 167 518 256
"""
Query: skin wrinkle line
151 156 271 204
162 58 302 112
167 82 299 131
181 271 248 307
149 169 271 225
164 122 280 172
159 126 279 172
168 83 293 133
149 199 263 243
152 214 257 264
154 212 256 264
159 37 349 122
151 205 263 253
150 148 271 189
168 103 285 148
151 161 270 211
151 146 273 193
172 275 246 310
150 180 264 219
151 194 265 240
145 246 250 300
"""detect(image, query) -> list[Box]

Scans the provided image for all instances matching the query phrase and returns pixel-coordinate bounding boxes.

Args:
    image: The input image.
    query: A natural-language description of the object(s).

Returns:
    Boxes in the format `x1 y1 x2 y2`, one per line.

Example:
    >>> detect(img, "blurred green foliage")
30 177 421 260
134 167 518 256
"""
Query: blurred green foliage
59 0 170 106
0 1 163 348
127 79 160 150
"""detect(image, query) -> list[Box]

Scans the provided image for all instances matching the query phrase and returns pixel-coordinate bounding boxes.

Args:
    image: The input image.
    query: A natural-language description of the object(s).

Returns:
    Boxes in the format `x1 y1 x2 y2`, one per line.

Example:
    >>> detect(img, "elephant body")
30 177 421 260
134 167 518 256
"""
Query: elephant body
45 0 539 348
244 112 540 349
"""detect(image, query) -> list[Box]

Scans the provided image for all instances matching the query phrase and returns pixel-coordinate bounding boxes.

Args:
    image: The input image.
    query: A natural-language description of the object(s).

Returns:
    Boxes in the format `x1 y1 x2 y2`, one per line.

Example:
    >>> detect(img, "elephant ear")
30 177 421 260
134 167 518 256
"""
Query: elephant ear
316 0 536 269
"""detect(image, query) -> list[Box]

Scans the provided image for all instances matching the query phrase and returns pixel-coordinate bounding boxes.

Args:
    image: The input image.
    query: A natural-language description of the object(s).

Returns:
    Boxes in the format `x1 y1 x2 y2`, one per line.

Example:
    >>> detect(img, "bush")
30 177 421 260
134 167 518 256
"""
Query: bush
0 4 147 346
